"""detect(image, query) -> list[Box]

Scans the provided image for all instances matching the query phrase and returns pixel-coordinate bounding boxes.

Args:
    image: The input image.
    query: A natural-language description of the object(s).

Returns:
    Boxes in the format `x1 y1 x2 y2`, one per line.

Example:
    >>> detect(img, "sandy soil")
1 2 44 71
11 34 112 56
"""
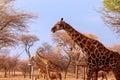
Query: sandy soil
0 77 116 80
0 71 116 80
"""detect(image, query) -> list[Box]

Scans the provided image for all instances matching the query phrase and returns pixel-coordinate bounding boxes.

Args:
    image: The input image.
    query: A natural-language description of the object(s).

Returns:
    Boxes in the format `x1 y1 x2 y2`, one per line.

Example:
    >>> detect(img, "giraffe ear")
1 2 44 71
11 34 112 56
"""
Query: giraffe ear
61 18 63 21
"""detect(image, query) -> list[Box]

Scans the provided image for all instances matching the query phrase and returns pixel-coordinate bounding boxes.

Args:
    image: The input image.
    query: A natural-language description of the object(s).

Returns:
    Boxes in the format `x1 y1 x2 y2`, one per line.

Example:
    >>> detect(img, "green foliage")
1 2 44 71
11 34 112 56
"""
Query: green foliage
104 0 120 12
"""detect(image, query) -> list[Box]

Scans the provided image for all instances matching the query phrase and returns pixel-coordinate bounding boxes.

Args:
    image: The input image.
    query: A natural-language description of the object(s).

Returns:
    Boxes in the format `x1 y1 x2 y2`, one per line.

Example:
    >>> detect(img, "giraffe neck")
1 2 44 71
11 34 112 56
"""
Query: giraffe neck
63 23 100 54
64 23 84 40
36 53 49 65
31 57 46 71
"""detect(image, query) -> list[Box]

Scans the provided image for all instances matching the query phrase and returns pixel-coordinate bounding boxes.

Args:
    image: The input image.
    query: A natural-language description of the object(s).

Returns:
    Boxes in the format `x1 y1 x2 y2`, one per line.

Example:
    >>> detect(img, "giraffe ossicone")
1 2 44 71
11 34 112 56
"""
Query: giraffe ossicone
51 18 120 80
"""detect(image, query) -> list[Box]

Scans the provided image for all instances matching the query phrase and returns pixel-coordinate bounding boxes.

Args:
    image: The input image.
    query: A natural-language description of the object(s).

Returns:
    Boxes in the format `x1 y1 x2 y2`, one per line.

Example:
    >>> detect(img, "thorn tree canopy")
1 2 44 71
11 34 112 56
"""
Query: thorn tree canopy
0 0 37 49
104 0 120 12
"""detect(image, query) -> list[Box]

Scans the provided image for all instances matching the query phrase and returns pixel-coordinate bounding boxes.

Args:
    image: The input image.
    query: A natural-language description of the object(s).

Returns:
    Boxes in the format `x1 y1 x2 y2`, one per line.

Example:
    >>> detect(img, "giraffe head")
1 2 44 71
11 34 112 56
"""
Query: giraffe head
51 18 65 33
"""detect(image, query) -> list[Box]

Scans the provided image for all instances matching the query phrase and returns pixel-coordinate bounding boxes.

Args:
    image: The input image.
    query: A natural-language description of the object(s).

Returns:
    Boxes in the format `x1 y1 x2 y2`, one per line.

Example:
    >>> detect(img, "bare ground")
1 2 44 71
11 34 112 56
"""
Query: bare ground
0 71 116 80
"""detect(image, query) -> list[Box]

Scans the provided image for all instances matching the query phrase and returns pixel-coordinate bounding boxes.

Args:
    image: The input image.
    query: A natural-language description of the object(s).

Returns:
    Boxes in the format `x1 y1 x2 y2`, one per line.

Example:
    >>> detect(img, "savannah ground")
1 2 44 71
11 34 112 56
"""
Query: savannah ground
0 71 116 80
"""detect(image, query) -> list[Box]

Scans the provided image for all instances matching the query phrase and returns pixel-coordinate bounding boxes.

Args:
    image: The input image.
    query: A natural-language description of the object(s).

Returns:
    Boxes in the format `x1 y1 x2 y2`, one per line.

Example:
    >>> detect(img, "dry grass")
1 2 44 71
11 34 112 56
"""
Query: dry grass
0 71 116 80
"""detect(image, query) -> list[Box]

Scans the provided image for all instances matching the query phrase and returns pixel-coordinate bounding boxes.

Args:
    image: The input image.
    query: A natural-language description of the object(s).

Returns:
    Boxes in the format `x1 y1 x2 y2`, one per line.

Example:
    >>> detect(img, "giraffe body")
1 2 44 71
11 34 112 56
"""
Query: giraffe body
31 52 62 80
51 18 120 80
30 57 47 79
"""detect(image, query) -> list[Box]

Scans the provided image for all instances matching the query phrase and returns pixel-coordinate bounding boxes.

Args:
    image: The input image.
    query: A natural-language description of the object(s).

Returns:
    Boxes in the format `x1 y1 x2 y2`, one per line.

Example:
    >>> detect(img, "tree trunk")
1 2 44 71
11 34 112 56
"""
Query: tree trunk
4 69 7 78
13 69 15 76
64 59 71 79
29 65 32 79
83 66 86 80
23 72 26 78
46 65 50 80
75 65 78 79
8 70 11 76
95 70 98 80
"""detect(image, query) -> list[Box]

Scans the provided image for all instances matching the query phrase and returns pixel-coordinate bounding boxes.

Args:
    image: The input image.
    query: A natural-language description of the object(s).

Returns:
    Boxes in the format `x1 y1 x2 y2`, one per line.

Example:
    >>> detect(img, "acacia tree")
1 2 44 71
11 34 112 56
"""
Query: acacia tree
0 49 20 77
84 33 98 40
110 44 120 53
102 0 120 34
52 31 98 79
37 42 54 59
104 0 120 12
20 34 39 79
19 60 30 78
20 34 39 58
0 51 10 77
8 54 19 76
0 0 36 49
52 31 82 79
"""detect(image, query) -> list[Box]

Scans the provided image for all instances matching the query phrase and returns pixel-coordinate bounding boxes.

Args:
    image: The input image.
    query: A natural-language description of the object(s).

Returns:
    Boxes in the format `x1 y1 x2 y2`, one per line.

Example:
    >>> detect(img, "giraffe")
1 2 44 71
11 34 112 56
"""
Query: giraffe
30 57 47 79
34 52 62 80
35 52 50 79
51 18 120 80
92 70 108 80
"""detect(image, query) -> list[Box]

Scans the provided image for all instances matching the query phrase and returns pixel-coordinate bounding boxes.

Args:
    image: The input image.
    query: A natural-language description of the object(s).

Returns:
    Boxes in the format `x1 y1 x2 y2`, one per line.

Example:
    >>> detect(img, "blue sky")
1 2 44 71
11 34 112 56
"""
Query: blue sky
13 0 120 59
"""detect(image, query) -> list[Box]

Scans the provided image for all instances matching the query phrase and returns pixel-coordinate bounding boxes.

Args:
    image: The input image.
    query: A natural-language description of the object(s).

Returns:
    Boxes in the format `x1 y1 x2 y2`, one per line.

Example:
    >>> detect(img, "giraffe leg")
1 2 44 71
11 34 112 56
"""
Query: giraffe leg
46 65 50 80
112 68 120 80
101 74 104 80
95 70 98 80
104 74 108 80
110 62 120 80
87 68 94 80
